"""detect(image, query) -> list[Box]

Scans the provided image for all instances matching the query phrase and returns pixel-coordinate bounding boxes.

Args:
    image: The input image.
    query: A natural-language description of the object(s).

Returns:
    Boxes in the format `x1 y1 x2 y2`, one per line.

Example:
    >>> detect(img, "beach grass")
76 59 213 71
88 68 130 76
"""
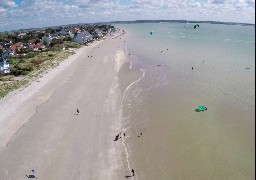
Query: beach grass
0 80 29 98
0 75 15 81
0 43 81 99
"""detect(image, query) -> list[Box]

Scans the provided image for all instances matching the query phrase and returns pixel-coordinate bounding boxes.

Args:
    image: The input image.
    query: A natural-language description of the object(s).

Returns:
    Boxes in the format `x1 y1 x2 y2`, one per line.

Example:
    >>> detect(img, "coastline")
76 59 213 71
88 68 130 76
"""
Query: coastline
0 24 253 179
0 30 130 179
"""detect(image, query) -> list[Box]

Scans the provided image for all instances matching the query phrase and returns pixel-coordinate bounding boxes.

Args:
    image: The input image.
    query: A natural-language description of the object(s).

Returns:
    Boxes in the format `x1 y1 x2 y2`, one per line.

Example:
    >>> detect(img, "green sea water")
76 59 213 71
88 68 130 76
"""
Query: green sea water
116 23 255 180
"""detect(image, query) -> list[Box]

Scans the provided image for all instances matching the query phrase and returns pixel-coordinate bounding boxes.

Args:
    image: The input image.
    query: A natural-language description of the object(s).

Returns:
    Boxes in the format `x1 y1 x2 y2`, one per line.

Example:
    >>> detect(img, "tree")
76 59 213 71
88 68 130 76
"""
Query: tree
19 48 28 54
43 41 48 46
63 35 72 41
46 28 56 34
35 39 41 44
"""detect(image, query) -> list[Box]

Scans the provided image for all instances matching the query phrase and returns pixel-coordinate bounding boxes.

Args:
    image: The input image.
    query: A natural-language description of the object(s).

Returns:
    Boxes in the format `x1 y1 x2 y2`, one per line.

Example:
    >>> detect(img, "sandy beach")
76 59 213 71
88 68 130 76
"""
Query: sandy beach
0 30 130 179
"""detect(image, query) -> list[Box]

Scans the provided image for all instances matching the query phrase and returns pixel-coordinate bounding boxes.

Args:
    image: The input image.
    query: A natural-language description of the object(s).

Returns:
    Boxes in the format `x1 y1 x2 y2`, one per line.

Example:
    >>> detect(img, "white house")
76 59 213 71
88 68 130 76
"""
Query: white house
95 29 103 37
73 31 93 44
18 33 27 38
0 57 10 74
58 29 73 36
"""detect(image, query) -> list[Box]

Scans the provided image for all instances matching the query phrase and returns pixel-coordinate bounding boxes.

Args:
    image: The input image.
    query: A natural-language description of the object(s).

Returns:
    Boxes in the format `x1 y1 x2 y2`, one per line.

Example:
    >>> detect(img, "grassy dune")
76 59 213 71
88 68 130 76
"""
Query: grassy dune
0 41 81 98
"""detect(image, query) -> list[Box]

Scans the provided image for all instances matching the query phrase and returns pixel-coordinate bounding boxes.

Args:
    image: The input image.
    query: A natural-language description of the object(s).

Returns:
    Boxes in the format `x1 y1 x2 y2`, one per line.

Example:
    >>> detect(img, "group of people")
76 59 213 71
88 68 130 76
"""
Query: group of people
113 131 144 178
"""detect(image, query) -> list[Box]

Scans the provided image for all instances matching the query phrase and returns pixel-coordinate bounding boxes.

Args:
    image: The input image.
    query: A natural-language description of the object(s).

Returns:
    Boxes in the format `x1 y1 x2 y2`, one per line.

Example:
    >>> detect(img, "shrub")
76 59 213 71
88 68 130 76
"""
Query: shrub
63 41 81 48
20 59 26 63
30 59 44 66
11 64 34 76
26 53 38 58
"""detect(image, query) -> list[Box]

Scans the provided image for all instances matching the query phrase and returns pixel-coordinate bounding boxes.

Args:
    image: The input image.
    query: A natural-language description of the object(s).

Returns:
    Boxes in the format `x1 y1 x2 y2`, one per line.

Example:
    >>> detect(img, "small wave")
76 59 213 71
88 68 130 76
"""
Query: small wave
123 62 145 99
120 61 145 180
169 35 179 38
129 61 133 69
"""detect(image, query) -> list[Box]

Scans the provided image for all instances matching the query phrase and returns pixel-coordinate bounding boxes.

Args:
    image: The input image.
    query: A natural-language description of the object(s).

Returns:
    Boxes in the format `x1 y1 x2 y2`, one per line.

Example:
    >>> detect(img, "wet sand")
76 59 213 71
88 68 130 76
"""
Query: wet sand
0 31 129 179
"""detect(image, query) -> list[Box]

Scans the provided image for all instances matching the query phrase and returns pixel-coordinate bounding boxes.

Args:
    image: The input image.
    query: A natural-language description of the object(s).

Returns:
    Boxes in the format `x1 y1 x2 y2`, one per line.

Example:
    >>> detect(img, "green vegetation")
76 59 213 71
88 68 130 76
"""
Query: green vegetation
7 50 73 77
0 75 14 81
63 41 81 48
11 63 34 76
0 80 28 98
0 50 74 99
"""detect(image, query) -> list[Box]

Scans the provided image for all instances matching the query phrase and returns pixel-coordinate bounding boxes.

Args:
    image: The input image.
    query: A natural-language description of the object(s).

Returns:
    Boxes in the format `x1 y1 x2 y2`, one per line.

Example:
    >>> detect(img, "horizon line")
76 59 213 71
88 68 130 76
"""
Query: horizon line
1 19 255 33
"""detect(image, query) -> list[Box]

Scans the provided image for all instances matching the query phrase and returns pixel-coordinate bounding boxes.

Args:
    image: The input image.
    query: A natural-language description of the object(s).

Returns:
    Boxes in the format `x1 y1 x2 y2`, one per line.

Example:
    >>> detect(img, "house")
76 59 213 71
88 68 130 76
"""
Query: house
0 50 15 58
36 42 45 50
41 35 53 45
0 57 10 74
49 34 59 39
0 42 6 47
10 43 23 52
28 40 35 44
29 44 38 51
95 29 103 37
108 28 115 34
18 33 27 39
58 29 73 36
73 31 93 44
70 27 81 34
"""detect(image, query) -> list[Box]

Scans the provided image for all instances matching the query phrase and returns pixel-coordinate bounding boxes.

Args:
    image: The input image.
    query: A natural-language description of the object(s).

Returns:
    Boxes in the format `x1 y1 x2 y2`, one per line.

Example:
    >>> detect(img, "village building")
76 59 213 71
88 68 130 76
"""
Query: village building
0 57 10 74
0 49 15 58
73 31 93 44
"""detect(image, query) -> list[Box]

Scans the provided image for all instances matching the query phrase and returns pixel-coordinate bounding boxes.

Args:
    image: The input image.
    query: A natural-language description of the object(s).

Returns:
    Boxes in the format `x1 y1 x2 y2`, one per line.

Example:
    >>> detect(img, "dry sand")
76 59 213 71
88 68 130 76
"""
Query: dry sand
0 31 129 179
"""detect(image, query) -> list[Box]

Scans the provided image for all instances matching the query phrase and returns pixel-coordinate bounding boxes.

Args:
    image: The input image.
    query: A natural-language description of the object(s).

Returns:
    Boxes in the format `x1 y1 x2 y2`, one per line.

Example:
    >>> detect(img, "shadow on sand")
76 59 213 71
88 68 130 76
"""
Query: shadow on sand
26 175 37 179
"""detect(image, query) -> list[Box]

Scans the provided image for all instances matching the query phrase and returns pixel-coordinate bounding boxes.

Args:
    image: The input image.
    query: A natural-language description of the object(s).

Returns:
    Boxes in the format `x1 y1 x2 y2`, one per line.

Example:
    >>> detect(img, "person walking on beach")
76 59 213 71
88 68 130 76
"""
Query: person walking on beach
131 169 135 176
31 170 36 177
26 169 37 179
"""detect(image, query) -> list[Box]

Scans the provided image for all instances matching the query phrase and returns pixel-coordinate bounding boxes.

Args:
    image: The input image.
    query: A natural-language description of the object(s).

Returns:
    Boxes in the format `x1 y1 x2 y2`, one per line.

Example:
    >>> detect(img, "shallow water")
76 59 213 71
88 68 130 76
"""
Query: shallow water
116 23 255 179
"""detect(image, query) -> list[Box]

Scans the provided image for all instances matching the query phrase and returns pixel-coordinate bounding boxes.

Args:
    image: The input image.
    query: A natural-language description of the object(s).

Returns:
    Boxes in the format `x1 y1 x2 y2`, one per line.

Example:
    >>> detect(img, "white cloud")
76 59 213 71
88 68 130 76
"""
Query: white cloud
0 7 6 12
0 0 16 8
211 0 227 4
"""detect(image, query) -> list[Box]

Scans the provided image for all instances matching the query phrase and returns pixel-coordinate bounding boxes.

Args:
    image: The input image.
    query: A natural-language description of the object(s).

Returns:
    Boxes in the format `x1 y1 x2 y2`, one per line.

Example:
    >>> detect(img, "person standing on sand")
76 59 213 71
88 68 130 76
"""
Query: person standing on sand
31 170 35 176
131 169 135 176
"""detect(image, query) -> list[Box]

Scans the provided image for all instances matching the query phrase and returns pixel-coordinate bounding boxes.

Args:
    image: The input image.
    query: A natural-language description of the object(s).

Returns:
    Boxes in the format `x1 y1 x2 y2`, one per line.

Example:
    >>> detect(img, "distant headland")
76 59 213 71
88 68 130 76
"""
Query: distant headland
110 20 255 26
1 20 254 34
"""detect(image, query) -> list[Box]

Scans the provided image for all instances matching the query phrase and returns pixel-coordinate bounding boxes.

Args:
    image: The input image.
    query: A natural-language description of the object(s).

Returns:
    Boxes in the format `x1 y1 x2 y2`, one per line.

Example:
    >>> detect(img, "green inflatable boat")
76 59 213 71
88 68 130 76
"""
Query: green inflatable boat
195 106 207 112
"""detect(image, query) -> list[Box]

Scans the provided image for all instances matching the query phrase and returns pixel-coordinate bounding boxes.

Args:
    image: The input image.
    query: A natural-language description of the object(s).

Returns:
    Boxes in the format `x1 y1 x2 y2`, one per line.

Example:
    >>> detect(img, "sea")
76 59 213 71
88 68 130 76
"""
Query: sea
115 22 255 180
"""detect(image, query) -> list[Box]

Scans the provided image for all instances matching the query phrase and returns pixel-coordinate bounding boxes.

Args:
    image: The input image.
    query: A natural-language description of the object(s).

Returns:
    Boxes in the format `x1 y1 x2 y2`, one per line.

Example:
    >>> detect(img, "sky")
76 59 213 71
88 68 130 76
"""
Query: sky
0 0 255 32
